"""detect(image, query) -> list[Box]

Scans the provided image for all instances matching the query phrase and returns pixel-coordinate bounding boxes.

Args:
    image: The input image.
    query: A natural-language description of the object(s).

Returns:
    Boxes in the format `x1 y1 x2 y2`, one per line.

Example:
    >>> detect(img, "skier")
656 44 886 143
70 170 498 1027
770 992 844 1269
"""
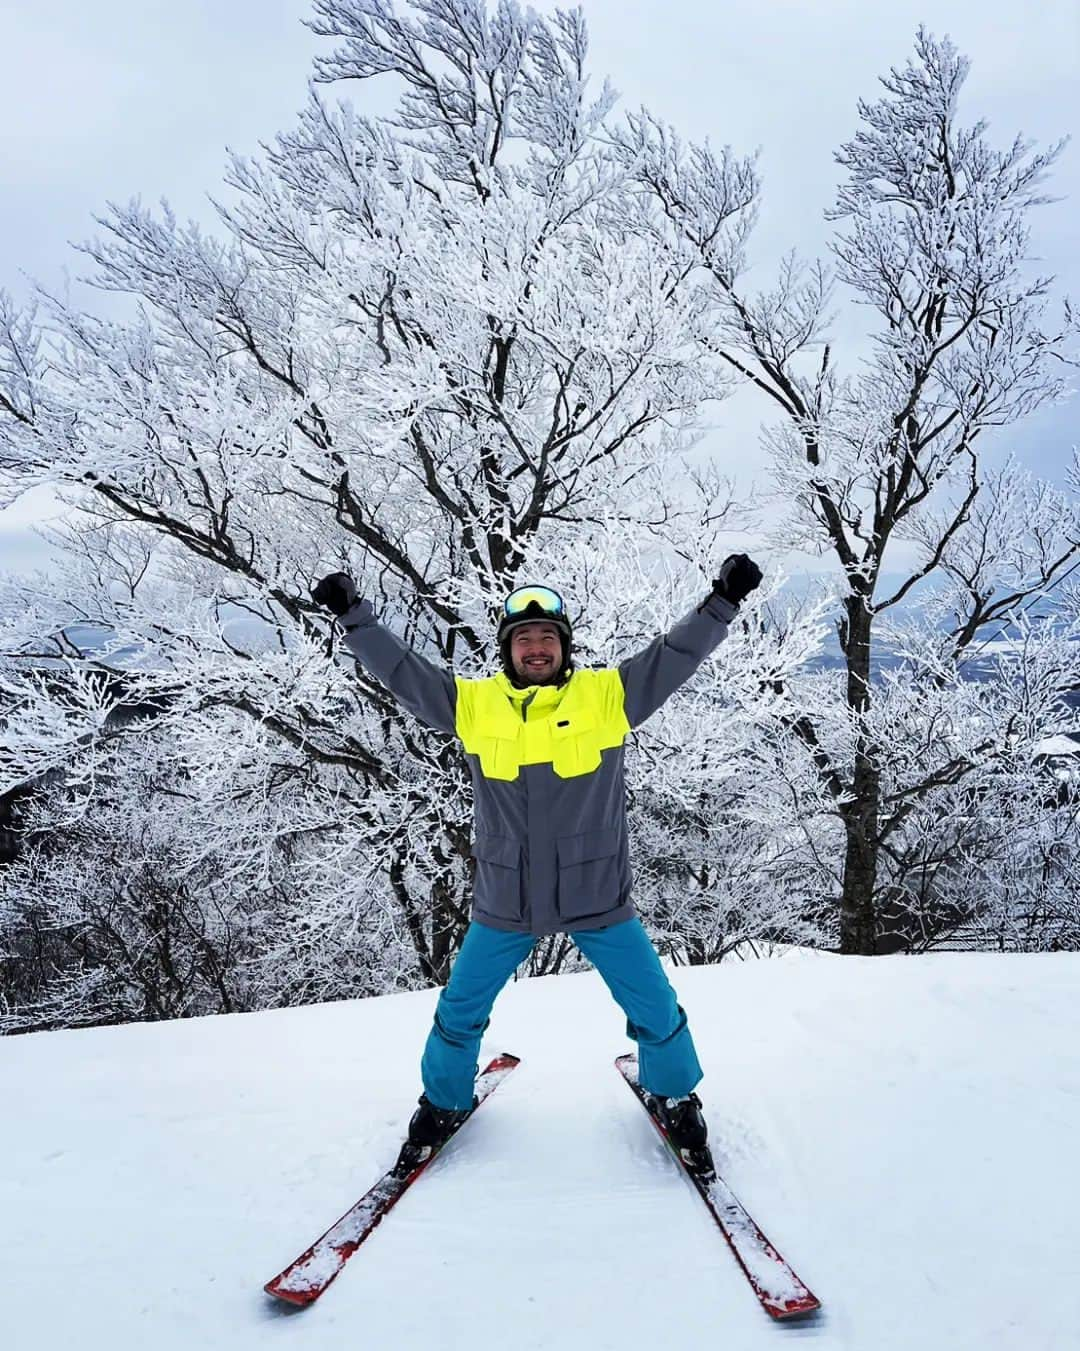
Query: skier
312 558 762 1176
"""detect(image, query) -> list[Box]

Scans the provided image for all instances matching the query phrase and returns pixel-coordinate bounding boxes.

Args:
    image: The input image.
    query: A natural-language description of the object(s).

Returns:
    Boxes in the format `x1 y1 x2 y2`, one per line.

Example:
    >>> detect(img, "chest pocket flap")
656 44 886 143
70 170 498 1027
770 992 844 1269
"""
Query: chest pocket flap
550 706 602 778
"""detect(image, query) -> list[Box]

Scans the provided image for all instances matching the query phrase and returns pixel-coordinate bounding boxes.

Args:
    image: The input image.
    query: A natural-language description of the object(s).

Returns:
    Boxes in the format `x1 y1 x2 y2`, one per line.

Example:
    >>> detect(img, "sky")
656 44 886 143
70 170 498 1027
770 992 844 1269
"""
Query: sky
1 0 1077 576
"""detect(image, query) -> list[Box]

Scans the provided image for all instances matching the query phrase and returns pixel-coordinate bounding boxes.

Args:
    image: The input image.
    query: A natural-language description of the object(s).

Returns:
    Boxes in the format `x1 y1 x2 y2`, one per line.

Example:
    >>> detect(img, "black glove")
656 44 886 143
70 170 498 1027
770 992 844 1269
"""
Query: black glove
312 572 358 617
711 553 762 606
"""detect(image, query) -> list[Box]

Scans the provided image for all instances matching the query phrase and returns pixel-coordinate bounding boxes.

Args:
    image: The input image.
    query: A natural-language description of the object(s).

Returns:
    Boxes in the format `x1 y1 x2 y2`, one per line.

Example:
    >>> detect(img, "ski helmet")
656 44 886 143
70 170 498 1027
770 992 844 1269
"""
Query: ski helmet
497 584 573 685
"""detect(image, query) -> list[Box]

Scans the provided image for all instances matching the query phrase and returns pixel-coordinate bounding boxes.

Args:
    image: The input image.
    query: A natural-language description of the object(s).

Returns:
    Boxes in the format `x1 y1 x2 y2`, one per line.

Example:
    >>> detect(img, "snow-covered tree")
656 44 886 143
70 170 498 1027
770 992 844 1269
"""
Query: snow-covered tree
0 0 830 1028
617 28 1080 952
1 9 1077 1035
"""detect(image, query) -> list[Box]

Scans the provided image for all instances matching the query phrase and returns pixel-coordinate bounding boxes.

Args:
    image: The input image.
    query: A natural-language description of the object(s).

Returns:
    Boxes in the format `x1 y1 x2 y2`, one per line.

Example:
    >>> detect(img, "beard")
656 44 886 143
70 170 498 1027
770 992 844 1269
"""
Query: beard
514 654 558 683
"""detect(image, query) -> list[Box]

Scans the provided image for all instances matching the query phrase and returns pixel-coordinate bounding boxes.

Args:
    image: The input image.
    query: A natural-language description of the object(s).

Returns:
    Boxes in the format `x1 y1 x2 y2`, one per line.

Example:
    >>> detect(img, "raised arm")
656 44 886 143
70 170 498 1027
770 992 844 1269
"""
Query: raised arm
312 574 457 735
617 555 762 728
618 593 736 728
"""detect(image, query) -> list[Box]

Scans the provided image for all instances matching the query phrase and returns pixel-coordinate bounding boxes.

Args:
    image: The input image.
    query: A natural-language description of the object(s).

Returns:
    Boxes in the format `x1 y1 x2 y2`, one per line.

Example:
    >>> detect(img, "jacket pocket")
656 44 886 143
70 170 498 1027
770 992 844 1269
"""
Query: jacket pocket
471 735 521 781
549 708 603 779
556 827 623 922
471 833 525 922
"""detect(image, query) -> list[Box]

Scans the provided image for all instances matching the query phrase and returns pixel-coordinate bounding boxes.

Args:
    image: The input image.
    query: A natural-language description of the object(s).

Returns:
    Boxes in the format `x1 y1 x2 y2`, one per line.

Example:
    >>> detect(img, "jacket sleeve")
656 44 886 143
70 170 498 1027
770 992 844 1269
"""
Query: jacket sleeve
617 592 738 728
338 597 457 735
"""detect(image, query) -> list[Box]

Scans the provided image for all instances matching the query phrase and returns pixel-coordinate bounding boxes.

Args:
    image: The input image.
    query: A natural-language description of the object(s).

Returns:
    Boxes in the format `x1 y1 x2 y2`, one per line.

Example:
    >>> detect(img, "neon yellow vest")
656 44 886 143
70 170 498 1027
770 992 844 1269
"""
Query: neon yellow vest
455 669 631 781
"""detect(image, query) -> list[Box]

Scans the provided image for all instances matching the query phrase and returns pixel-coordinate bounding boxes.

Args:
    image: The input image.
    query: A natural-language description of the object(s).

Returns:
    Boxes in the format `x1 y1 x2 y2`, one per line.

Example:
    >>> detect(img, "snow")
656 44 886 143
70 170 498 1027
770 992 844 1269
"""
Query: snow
2 950 1079 1350
1036 735 1080 758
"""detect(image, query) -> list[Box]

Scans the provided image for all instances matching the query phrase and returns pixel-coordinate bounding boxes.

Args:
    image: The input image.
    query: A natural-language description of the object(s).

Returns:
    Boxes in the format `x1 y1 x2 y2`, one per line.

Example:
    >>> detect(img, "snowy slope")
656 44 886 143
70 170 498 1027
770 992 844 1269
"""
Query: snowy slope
2 950 1078 1351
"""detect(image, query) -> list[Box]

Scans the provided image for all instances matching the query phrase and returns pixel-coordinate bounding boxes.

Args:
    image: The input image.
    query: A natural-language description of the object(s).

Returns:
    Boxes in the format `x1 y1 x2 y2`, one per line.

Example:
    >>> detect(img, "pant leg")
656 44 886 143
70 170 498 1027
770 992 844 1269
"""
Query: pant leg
421 921 534 1110
572 917 703 1099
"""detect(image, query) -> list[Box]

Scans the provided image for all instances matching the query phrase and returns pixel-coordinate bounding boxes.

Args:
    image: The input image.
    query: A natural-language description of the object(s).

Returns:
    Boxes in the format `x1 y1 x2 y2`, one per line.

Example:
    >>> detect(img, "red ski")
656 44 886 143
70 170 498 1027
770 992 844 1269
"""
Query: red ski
615 1053 821 1320
265 1053 520 1307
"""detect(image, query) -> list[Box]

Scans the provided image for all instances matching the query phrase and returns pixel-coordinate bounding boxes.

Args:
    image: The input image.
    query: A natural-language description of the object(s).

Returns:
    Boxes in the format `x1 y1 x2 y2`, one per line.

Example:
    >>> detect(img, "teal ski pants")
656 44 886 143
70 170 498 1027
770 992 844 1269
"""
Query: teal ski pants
421 917 703 1110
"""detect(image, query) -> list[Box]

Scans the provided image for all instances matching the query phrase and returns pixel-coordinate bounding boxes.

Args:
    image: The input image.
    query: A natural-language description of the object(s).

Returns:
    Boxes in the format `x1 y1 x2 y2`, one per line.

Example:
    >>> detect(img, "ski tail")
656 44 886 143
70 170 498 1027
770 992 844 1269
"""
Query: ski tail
264 1053 520 1307
615 1053 821 1321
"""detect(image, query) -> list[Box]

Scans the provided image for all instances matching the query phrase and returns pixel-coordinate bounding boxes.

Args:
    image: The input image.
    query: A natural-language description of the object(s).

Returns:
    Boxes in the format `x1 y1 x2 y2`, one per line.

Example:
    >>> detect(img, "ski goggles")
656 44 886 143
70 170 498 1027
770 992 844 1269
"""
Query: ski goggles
502 585 566 620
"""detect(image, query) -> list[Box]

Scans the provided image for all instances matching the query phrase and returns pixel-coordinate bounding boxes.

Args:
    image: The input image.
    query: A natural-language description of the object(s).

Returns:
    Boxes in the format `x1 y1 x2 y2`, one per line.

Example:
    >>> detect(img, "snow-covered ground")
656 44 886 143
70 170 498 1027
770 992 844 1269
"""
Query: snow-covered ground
3 950 1078 1350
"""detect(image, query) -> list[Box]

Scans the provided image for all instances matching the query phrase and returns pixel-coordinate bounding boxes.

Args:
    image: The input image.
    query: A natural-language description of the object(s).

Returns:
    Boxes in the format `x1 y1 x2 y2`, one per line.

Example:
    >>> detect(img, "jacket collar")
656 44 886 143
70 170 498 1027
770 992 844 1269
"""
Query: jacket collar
493 670 572 710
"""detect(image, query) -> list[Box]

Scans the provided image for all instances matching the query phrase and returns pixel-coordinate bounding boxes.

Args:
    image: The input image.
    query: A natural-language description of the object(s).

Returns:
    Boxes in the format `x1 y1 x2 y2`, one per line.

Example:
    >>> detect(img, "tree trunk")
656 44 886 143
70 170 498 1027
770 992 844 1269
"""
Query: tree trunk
839 756 882 953
429 874 463 986
839 592 882 954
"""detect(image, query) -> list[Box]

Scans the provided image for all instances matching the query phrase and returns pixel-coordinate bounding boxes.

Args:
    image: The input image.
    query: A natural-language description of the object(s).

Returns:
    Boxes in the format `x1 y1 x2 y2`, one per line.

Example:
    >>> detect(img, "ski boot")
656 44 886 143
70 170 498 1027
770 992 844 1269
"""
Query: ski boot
392 1093 477 1178
648 1091 716 1179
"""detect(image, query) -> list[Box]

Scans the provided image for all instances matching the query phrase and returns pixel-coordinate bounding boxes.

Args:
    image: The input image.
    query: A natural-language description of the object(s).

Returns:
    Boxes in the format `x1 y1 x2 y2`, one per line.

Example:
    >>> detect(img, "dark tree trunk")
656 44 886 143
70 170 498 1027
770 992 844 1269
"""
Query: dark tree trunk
838 591 882 955
839 755 882 954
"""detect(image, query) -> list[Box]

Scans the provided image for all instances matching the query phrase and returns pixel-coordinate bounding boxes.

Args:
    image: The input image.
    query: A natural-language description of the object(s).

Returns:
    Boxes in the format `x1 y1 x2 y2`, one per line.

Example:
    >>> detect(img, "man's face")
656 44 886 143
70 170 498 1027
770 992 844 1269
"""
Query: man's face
509 622 563 684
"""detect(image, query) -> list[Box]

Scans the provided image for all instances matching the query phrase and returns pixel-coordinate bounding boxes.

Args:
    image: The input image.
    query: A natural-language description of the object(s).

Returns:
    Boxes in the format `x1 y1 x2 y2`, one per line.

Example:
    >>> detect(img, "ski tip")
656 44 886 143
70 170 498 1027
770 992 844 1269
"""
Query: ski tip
264 1278 320 1309
484 1051 521 1071
766 1293 823 1320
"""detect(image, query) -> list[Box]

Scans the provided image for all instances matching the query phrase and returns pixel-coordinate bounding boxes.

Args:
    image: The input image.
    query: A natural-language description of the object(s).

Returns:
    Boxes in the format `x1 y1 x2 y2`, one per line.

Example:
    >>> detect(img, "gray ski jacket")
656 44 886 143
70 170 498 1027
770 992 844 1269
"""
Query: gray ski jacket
340 592 738 936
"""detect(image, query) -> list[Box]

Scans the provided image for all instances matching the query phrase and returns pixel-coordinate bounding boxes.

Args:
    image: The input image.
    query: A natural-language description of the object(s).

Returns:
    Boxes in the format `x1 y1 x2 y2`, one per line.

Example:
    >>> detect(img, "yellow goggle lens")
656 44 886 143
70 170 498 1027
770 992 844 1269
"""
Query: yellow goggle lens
503 585 565 618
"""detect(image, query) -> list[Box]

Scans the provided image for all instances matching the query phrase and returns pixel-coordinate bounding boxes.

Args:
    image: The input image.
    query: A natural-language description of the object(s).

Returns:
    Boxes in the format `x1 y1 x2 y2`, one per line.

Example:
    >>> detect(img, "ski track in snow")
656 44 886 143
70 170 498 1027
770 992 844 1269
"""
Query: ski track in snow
2 951 1079 1350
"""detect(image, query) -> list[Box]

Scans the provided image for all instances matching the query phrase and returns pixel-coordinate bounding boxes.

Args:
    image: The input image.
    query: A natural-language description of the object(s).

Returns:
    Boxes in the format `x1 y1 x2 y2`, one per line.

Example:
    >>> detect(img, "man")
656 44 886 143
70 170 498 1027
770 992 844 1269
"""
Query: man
312 557 762 1176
